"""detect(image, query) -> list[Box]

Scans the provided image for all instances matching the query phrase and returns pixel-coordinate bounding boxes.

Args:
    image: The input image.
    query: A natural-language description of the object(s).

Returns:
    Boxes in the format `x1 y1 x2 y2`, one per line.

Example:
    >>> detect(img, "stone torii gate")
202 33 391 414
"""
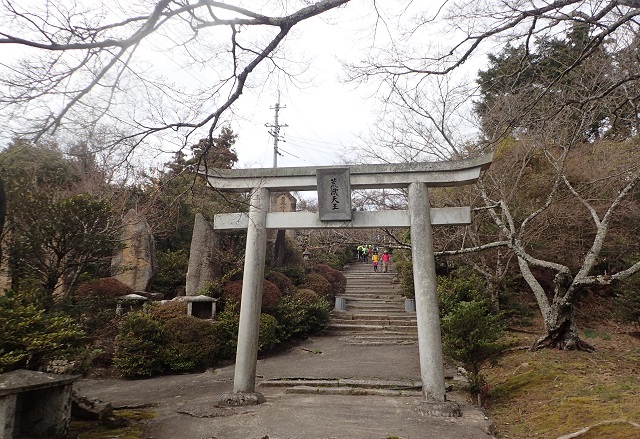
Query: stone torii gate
205 153 493 414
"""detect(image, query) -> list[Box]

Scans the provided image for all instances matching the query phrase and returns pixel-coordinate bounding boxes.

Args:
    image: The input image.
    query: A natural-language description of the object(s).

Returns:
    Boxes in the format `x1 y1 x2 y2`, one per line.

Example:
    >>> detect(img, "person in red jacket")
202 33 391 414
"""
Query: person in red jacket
381 250 391 273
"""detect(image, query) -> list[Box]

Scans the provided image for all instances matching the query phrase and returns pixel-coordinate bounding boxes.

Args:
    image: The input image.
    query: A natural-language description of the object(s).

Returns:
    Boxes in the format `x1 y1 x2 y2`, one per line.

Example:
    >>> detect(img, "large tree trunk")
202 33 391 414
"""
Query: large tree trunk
532 299 594 352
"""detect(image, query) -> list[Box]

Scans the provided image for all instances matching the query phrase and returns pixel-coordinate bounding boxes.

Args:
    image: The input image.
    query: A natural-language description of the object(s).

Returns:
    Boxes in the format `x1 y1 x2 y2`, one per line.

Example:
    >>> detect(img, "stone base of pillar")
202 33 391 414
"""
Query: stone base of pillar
334 296 346 311
219 392 266 407
413 400 462 417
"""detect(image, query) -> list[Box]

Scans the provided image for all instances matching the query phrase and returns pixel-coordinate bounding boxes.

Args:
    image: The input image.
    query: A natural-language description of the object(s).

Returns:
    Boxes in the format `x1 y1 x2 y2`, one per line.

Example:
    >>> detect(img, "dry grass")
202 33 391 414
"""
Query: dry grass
484 327 640 439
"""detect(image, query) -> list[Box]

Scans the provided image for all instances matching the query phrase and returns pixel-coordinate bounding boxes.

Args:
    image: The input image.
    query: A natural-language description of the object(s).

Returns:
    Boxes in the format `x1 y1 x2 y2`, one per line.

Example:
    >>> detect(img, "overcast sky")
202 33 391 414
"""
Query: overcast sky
0 1 484 170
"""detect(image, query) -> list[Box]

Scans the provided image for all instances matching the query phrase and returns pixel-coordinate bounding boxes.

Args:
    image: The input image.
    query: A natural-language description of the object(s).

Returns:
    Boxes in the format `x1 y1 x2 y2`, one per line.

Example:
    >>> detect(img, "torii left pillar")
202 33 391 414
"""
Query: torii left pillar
220 187 269 406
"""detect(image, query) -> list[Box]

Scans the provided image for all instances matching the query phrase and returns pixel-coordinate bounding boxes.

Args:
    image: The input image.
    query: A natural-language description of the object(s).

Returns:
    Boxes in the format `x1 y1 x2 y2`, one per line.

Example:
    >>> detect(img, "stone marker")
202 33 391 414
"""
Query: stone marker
185 213 220 296
111 209 157 292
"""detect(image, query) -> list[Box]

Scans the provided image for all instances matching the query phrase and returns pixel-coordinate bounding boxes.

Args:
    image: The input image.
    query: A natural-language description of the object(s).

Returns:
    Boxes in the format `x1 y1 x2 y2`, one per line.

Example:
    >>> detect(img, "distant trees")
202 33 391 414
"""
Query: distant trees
348 2 640 351
0 140 119 304
466 22 640 350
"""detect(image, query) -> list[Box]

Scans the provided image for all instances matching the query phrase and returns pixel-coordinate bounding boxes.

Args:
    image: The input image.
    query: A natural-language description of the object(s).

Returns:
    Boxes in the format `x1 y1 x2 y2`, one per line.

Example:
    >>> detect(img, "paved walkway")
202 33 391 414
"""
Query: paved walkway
74 264 495 439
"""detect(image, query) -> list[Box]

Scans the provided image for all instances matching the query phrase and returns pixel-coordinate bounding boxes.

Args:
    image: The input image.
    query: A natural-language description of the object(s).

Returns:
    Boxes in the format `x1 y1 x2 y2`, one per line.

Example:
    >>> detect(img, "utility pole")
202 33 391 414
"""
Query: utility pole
265 91 287 168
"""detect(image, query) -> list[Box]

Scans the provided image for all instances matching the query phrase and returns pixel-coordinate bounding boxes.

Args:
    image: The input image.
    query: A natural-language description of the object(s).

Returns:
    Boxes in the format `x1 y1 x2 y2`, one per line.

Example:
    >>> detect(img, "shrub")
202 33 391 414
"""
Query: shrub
293 288 319 304
212 303 240 360
614 275 640 324
113 311 165 378
438 273 507 401
114 306 222 376
162 316 218 372
74 277 133 300
149 301 188 322
273 264 306 286
392 249 415 299
266 271 294 295
261 280 282 312
211 303 283 358
437 274 486 317
312 264 347 297
258 314 279 353
199 267 244 299
0 292 85 373
313 251 349 270
275 289 331 340
301 272 334 302
441 299 506 396
72 278 132 335
222 280 243 307
222 279 282 312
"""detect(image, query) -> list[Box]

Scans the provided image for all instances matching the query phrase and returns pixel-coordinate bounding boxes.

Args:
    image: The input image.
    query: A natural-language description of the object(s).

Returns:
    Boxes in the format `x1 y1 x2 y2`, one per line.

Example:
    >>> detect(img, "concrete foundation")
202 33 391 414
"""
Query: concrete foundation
414 400 462 417
219 392 266 407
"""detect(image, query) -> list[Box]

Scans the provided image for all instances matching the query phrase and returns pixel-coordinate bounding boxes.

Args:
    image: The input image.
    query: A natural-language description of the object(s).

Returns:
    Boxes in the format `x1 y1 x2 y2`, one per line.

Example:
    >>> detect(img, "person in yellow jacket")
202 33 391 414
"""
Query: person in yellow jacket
371 251 379 272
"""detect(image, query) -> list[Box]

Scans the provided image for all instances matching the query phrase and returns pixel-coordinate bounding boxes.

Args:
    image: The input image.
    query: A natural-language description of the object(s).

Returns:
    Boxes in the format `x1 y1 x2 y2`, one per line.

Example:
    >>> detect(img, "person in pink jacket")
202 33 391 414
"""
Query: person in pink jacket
381 250 391 273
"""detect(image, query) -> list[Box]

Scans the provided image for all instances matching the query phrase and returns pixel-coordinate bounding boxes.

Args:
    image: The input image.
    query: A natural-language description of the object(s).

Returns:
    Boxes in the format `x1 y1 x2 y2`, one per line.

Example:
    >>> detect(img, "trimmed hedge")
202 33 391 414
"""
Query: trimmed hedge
312 264 347 297
112 271 332 378
275 289 331 340
113 311 166 378
301 272 334 302
223 279 282 312
113 309 219 377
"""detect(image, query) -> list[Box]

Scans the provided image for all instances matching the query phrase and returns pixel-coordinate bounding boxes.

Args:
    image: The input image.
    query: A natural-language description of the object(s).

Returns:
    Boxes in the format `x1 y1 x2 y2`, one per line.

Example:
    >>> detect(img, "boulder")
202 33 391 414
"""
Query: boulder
111 209 157 292
71 392 113 421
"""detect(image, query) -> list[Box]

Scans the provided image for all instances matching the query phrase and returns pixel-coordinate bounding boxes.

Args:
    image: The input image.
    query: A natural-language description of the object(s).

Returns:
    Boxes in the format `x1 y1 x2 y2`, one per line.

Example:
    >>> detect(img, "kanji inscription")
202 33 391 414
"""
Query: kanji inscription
316 168 352 221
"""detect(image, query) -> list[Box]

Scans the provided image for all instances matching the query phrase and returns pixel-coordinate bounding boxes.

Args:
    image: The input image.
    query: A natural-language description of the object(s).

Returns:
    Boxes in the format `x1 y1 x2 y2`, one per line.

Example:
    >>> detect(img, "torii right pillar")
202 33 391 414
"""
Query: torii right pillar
409 182 462 417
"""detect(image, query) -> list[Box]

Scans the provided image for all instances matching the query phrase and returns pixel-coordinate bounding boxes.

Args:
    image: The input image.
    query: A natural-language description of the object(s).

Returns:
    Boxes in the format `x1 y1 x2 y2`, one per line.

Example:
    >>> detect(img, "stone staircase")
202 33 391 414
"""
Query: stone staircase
325 262 418 345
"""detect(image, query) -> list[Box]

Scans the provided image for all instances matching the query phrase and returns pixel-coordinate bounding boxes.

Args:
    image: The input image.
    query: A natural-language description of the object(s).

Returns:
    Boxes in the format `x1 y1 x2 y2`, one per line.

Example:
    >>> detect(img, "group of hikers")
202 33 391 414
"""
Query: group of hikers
356 244 391 272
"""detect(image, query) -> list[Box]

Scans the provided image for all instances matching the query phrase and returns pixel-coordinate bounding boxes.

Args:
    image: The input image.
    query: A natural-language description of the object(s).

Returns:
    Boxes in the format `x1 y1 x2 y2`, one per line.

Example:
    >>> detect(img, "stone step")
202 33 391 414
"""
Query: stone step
330 318 417 327
329 264 411 344
322 331 418 341
340 294 404 306
340 295 402 301
350 332 418 340
325 323 418 333
345 304 405 312
331 313 417 321
284 386 421 396
344 335 419 345
343 278 396 281
260 377 421 392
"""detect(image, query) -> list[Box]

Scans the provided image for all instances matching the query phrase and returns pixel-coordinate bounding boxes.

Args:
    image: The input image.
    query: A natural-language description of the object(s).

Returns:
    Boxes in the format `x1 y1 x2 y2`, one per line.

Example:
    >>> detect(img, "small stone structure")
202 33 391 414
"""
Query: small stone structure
111 209 157 292
175 295 218 319
185 213 220 296
0 370 79 439
115 293 148 315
